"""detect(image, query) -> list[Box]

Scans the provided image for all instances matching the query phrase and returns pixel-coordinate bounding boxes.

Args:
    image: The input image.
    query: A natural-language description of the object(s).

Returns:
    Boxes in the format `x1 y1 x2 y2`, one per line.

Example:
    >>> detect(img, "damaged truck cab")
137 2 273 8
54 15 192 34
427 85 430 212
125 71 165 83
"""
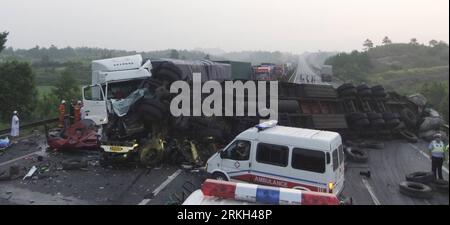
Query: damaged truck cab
82 55 152 158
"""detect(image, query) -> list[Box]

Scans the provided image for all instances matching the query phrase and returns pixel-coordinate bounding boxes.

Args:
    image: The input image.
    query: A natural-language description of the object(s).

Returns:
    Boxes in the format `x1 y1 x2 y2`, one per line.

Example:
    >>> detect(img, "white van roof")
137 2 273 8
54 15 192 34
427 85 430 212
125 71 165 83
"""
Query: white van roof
236 125 340 151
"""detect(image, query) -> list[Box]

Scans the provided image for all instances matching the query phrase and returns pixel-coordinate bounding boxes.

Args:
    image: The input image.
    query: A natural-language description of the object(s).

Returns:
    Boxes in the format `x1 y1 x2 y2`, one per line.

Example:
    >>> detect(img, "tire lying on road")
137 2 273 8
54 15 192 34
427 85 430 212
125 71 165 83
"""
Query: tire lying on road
431 179 449 193
399 181 432 199
344 147 368 163
62 159 88 170
399 130 418 143
405 171 435 184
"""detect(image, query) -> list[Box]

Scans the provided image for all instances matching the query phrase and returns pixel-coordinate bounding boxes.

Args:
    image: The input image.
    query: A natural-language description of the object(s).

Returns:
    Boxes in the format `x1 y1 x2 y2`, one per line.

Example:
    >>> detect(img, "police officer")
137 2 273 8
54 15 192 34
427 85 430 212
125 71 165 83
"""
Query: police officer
428 133 447 180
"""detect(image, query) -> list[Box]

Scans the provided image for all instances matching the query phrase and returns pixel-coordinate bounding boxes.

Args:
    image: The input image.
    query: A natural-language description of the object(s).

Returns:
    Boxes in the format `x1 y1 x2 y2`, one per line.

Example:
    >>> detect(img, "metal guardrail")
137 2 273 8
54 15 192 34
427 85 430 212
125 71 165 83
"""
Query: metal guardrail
0 116 66 137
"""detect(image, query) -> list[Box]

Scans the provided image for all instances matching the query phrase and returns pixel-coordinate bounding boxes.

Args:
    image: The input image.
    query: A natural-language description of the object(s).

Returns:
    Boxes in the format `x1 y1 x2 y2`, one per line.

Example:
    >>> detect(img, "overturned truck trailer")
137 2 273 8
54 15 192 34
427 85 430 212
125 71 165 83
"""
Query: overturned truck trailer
80 55 446 167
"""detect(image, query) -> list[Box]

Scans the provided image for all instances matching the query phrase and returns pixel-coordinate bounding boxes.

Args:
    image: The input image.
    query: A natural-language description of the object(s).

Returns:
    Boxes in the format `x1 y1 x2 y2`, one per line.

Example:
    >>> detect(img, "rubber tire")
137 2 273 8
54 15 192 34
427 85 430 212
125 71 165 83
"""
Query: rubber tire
385 118 401 129
400 108 418 128
212 172 228 181
349 112 367 121
339 88 357 97
356 84 372 96
399 181 432 199
140 98 167 113
405 171 435 184
432 179 449 193
367 112 383 120
345 147 368 163
399 130 418 143
337 83 355 92
152 68 183 84
352 118 370 128
62 159 88 170
382 112 399 121
370 118 385 127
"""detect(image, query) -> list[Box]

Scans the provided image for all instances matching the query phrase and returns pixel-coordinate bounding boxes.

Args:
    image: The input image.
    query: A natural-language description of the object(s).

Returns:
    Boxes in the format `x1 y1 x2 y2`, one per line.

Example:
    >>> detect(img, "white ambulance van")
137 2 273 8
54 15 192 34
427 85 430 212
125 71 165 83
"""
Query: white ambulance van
206 121 345 195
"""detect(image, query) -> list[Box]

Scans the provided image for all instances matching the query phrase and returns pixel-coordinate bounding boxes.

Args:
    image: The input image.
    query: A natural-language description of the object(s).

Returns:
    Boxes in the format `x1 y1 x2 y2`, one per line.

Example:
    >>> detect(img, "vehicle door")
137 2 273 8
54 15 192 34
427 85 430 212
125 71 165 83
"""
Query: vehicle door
82 84 108 125
220 140 252 181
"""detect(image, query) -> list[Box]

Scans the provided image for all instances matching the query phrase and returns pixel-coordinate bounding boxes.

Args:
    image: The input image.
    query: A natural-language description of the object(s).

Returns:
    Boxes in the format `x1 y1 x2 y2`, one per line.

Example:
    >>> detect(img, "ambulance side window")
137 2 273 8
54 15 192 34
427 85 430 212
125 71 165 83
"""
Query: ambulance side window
332 149 339 171
291 148 325 173
222 140 251 161
338 145 344 165
256 143 289 167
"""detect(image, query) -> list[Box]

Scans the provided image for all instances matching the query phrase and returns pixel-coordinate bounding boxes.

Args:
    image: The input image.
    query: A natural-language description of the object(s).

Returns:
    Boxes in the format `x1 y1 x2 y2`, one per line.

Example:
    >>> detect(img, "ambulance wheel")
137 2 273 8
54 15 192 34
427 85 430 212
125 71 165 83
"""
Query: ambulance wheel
212 172 228 181
399 181 432 199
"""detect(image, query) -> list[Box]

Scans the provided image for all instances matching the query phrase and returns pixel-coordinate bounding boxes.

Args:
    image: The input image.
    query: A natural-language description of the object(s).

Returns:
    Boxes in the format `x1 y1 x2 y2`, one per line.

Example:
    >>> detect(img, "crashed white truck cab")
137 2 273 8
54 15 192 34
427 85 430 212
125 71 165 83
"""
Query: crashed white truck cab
82 55 152 154
82 54 152 125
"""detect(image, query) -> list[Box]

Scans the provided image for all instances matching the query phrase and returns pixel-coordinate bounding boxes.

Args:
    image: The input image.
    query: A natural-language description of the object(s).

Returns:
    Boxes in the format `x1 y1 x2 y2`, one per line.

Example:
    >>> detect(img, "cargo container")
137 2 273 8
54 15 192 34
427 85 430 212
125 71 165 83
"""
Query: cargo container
214 60 252 80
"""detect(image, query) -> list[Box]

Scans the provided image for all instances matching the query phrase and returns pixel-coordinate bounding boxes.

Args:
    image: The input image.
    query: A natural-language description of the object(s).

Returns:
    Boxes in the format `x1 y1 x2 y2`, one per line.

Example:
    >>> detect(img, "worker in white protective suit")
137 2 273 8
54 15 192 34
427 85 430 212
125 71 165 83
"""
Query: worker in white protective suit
11 111 20 143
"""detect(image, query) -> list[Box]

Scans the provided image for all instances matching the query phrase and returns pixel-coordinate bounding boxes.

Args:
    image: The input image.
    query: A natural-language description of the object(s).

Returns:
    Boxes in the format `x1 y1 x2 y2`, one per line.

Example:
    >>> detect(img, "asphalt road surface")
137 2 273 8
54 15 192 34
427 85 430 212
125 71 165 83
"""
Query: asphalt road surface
0 134 448 205
292 54 323 84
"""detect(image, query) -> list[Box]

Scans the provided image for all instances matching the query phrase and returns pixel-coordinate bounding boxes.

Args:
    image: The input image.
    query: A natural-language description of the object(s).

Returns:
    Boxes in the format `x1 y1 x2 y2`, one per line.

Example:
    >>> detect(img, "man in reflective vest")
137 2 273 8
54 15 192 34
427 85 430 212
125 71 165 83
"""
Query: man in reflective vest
428 133 447 180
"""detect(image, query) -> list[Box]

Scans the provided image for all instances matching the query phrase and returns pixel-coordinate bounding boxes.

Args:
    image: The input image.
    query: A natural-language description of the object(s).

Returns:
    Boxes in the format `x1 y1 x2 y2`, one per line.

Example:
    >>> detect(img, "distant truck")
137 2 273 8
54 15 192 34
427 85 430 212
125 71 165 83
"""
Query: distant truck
320 65 333 82
214 60 252 80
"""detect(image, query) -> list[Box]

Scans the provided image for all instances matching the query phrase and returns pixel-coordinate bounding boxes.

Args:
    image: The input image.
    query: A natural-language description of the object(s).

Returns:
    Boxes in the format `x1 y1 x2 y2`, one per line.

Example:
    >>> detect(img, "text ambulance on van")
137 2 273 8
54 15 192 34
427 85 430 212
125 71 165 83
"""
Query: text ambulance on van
206 121 345 194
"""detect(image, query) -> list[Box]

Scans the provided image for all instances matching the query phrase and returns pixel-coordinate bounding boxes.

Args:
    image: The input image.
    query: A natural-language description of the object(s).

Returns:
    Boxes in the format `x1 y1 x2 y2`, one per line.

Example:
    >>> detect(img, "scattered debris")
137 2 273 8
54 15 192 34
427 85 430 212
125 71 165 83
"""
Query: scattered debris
360 170 371 178
23 166 37 180
62 159 88 170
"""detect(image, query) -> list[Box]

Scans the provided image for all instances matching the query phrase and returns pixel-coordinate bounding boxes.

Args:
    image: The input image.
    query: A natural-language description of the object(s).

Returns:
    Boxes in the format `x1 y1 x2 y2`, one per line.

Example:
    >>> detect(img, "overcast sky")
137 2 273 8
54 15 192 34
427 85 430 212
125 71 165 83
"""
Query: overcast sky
1 0 448 53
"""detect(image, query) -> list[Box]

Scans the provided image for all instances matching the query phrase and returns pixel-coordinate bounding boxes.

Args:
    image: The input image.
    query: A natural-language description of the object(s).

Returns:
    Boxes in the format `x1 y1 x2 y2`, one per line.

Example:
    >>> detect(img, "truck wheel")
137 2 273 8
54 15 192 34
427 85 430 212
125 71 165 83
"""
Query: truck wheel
345 147 368 163
212 172 228 181
382 112 399 121
385 118 401 129
153 68 183 84
399 130 418 143
351 118 370 128
370 118 385 127
367 112 383 120
356 84 372 96
400 108 418 128
406 172 435 184
399 181 432 199
140 98 167 113
152 61 185 79
371 85 387 97
349 112 367 121
337 83 355 92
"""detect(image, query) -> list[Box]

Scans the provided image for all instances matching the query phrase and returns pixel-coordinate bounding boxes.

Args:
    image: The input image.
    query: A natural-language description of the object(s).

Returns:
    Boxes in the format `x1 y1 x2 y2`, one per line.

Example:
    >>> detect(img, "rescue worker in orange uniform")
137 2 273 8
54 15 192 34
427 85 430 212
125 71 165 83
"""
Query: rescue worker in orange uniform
58 100 66 127
74 100 82 123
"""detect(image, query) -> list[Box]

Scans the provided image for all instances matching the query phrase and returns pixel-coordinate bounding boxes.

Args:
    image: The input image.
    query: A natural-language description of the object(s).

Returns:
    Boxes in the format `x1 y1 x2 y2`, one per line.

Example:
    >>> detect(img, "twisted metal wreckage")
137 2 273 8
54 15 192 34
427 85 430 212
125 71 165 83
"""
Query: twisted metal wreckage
46 59 448 168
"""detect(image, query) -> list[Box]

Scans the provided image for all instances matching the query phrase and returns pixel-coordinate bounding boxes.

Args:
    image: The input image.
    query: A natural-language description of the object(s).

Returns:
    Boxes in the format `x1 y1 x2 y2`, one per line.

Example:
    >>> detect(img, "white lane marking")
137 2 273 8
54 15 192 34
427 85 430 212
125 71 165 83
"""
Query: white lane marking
0 151 40 167
409 144 449 174
361 177 381 205
138 169 182 205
